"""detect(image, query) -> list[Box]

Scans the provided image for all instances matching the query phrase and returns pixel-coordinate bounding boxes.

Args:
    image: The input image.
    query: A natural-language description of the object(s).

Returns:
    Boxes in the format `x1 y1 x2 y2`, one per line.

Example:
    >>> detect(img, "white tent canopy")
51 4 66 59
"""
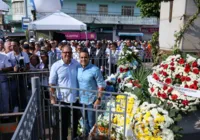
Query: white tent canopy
28 11 87 31
0 0 9 12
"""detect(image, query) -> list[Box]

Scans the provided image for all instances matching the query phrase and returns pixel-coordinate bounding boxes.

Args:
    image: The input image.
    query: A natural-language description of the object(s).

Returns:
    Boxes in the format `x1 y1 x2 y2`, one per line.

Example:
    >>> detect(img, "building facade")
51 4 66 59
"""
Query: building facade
62 0 159 41
2 0 33 38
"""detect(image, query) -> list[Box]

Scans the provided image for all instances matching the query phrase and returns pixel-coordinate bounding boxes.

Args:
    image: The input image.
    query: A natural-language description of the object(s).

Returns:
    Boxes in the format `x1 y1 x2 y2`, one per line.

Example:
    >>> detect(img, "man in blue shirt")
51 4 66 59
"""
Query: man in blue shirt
77 50 106 136
49 45 80 140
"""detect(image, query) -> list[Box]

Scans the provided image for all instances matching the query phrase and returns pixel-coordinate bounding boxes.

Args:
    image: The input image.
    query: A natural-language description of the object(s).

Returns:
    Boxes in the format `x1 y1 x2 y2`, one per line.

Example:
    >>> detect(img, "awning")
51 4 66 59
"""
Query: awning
0 0 9 12
118 32 144 36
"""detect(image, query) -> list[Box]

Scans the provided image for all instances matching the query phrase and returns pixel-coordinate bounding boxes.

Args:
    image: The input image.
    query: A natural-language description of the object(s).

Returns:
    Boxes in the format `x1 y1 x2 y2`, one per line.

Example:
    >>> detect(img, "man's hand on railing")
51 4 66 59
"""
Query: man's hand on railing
50 93 56 104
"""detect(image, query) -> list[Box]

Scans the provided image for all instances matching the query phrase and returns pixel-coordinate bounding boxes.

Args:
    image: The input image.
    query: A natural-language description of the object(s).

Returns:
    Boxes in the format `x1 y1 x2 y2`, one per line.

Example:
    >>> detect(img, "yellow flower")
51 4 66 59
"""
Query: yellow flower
154 113 165 123
113 116 117 124
128 97 134 104
144 111 151 122
127 104 133 113
116 105 123 112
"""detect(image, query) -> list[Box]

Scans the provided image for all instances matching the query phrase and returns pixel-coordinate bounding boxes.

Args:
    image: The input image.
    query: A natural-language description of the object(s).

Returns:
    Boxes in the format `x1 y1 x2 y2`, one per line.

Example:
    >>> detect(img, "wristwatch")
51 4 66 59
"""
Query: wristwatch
97 97 101 101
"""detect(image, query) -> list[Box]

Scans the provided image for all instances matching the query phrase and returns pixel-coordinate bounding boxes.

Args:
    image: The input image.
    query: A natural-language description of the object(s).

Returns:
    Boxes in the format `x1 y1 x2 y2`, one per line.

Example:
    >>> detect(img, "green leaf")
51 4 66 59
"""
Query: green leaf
174 114 182 122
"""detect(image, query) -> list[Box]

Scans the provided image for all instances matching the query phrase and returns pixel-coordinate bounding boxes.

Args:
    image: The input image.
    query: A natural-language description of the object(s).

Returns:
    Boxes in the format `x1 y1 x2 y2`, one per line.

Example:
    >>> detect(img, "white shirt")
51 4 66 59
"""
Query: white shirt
49 59 79 103
35 51 40 56
29 63 40 71
73 52 80 62
7 51 30 67
71 46 76 53
96 49 100 56
0 53 12 81
108 50 120 64
0 53 12 69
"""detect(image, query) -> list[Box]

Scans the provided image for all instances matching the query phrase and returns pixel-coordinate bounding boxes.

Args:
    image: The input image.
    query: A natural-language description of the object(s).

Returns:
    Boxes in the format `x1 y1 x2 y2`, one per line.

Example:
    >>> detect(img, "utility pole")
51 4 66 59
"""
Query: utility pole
24 0 28 18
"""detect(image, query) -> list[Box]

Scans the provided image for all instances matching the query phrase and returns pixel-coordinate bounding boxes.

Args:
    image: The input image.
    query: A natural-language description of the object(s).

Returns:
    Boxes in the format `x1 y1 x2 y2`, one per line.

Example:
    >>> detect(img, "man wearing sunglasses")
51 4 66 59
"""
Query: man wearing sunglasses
49 45 80 140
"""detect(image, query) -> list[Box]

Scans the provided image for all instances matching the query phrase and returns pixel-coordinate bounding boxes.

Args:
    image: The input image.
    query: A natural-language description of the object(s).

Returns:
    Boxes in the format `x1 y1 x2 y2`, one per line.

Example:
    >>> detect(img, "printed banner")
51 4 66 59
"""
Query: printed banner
147 75 200 98
63 32 96 40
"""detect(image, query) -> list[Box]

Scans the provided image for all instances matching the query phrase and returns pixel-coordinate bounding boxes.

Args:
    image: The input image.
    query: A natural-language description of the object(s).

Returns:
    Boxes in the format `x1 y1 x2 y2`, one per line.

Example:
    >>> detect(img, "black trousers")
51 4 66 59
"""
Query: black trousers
52 101 81 140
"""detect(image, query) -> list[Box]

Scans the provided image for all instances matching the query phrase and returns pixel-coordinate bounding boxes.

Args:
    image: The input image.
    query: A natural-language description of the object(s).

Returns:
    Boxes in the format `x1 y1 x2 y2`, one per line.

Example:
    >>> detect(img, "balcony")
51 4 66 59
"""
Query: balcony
67 13 158 26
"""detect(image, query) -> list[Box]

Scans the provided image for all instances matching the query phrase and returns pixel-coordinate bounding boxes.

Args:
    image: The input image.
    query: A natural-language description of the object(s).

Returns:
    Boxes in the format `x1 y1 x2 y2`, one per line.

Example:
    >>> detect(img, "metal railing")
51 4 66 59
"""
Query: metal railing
11 77 43 140
67 13 158 25
0 71 49 114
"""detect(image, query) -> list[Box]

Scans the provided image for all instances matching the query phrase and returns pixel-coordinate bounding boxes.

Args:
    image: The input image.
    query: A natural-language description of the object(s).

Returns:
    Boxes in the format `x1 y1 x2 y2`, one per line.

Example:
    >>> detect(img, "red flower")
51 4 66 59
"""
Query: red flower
192 61 198 68
175 74 181 79
153 73 159 81
158 92 162 97
178 58 185 64
184 85 189 88
171 58 175 61
182 100 189 106
162 71 168 77
171 94 178 100
119 67 124 73
163 64 168 69
161 93 168 99
185 77 191 81
167 87 173 93
181 76 186 82
194 80 198 85
117 78 121 83
170 67 175 71
193 68 199 74
125 68 129 72
150 87 154 92
184 66 190 73
170 62 175 66
189 84 198 90
163 85 168 90
165 78 172 84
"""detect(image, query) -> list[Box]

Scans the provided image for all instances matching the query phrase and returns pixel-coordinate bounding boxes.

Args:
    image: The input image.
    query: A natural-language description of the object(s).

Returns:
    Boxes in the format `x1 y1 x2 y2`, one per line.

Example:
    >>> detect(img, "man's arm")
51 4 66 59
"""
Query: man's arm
1 67 13 72
49 63 58 104
49 84 56 104
93 68 106 108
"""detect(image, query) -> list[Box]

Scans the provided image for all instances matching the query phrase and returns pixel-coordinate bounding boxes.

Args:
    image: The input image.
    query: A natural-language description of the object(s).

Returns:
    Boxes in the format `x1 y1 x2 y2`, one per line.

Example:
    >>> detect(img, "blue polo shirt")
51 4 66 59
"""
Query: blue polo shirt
77 63 106 105
49 59 79 103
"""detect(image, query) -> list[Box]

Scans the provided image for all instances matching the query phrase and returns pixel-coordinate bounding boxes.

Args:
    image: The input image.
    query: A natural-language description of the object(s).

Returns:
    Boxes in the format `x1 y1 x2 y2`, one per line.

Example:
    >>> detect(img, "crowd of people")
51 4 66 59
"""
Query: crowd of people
0 37 153 139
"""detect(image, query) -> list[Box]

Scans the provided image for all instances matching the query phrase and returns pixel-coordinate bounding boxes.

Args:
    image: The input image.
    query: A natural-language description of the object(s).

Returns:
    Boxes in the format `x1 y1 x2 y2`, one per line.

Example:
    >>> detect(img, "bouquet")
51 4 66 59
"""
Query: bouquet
132 102 174 140
148 54 200 111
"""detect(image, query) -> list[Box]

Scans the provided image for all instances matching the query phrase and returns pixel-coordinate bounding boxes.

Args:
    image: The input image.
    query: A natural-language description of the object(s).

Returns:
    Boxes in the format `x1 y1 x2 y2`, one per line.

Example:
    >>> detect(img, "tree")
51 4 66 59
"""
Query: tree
136 0 173 18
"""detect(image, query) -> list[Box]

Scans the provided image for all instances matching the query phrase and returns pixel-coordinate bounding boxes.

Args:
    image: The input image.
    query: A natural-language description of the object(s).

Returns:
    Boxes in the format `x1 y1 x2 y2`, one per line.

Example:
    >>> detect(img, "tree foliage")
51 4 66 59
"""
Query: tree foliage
136 0 173 18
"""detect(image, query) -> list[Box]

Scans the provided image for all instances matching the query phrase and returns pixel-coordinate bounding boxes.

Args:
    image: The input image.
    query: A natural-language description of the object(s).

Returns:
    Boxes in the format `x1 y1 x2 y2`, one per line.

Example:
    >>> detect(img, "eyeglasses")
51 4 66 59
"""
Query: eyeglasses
62 51 72 54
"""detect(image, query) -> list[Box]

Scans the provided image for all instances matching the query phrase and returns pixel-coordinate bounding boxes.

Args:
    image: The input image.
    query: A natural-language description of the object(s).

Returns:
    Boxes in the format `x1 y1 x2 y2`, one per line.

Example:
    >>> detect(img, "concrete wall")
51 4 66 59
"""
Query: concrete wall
160 0 200 52
62 0 140 16
182 0 200 52
159 0 186 51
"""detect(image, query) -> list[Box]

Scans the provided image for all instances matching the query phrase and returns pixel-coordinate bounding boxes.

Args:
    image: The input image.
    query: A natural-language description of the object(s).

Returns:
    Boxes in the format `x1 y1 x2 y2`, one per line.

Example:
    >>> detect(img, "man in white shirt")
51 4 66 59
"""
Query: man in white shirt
0 53 13 114
7 41 30 72
49 45 80 139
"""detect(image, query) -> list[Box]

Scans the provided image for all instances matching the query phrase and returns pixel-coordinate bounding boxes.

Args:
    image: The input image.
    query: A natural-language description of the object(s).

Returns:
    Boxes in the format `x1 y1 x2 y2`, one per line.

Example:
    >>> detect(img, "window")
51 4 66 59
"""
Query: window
77 4 86 14
99 5 108 15
121 6 134 16
12 2 24 14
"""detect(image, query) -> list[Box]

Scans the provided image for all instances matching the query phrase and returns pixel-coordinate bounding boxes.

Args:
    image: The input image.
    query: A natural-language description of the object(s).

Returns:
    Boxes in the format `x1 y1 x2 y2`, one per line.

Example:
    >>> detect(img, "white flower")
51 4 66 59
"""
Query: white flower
186 54 196 63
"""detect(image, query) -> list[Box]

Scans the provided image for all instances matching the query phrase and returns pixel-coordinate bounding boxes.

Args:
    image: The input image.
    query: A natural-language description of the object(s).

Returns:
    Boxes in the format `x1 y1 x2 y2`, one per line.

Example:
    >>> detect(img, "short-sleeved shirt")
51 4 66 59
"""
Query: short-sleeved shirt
77 63 106 105
7 51 30 67
0 53 12 81
49 59 79 103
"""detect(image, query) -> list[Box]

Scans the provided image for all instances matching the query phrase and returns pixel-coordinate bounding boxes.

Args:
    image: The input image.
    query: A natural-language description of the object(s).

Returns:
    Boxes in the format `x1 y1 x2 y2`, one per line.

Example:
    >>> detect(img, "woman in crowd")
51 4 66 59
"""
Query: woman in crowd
73 44 82 62
108 42 120 74
29 55 40 70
